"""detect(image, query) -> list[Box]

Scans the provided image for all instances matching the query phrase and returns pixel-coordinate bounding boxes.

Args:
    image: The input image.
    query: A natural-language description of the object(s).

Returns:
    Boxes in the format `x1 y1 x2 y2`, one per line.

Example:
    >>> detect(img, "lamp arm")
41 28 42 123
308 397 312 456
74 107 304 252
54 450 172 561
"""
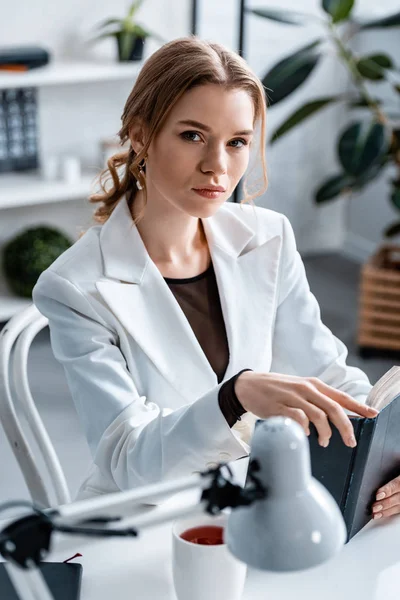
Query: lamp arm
53 459 265 530
0 416 348 596
0 460 266 600
0 461 265 564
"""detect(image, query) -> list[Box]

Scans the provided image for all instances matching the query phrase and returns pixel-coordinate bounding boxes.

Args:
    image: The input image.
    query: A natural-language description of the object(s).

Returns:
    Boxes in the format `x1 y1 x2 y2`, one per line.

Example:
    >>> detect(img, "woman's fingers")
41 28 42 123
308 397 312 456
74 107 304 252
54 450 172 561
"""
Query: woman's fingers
285 393 333 446
296 382 355 446
311 378 379 418
283 407 310 435
291 380 354 447
312 393 357 447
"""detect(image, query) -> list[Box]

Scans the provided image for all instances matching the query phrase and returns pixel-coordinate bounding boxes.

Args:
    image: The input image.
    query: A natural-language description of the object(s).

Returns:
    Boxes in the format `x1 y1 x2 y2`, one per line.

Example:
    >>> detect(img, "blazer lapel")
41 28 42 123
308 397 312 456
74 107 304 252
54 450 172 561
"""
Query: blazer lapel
95 197 281 401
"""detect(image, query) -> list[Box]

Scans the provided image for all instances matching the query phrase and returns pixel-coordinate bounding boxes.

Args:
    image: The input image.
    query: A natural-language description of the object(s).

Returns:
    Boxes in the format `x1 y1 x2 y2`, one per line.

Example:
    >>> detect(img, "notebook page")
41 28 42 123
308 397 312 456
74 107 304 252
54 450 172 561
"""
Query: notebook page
366 366 400 410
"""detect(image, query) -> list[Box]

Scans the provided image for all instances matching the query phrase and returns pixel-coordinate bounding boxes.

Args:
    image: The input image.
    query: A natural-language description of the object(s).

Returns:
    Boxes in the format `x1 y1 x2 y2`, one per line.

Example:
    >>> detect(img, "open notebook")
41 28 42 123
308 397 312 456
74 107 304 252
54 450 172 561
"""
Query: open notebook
243 366 400 541
308 366 400 541
365 365 400 410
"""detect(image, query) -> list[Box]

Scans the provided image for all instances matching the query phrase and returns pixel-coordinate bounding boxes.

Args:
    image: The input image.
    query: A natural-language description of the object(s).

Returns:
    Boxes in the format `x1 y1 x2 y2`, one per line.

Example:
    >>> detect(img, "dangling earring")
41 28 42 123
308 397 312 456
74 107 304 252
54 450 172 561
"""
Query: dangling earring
136 153 148 190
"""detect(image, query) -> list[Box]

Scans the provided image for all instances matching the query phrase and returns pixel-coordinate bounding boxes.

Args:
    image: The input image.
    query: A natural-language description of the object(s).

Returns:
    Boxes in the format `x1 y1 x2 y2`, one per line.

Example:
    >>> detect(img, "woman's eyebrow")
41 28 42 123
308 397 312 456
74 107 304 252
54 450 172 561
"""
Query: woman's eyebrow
176 119 254 136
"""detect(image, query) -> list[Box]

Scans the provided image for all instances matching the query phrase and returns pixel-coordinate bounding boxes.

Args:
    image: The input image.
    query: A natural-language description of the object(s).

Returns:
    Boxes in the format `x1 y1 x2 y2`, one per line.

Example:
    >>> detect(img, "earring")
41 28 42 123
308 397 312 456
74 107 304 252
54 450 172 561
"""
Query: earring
136 153 148 190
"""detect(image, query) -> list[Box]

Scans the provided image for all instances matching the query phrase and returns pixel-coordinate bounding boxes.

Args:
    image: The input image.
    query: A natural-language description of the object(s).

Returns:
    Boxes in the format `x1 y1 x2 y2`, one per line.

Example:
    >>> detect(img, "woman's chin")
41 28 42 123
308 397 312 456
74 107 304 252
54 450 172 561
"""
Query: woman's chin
190 204 225 218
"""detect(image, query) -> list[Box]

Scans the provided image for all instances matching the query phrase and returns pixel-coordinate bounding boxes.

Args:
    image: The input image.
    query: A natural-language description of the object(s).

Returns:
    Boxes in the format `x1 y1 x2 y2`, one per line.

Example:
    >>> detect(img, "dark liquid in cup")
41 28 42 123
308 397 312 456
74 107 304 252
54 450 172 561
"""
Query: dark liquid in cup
180 525 224 545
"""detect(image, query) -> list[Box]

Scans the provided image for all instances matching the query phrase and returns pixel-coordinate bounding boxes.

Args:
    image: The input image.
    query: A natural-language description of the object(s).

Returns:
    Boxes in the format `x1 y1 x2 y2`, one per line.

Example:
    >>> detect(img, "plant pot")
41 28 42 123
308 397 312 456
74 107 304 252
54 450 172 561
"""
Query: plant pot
357 244 400 353
116 33 145 62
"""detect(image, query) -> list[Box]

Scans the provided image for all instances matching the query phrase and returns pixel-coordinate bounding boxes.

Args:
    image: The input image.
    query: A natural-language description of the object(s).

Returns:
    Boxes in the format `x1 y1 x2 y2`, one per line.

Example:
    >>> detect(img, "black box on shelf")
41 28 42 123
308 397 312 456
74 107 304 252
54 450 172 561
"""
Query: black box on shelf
0 46 50 70
0 87 39 173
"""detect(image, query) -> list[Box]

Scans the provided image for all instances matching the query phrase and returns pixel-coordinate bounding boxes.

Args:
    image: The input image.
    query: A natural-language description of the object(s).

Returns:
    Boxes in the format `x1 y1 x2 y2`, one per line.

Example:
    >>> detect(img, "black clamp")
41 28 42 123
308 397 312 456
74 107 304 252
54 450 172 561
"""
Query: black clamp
200 459 266 515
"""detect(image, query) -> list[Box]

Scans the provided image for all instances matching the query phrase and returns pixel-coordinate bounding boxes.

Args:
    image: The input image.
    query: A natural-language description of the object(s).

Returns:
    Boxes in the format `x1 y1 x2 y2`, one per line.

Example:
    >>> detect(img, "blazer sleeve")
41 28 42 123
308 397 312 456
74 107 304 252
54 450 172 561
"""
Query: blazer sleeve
270 215 372 404
32 269 249 500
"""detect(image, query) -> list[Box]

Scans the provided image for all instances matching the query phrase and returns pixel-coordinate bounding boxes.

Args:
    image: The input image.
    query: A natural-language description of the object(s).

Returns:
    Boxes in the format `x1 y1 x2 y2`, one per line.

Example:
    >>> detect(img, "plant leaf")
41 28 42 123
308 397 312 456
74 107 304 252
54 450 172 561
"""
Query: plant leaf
338 121 391 177
128 0 145 20
248 8 312 25
89 32 121 43
394 84 400 95
356 59 384 81
356 54 393 80
98 19 122 27
262 39 322 106
359 11 400 30
315 173 355 203
94 18 124 29
370 53 394 68
133 24 150 37
348 97 382 108
352 159 385 189
390 186 400 211
123 22 148 36
322 0 355 23
270 97 342 143
383 221 400 238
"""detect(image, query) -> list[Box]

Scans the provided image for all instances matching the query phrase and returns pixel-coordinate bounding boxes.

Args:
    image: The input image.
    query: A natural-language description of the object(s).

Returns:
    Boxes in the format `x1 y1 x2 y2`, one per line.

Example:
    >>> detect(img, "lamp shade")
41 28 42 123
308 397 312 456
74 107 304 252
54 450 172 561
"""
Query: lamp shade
226 417 346 572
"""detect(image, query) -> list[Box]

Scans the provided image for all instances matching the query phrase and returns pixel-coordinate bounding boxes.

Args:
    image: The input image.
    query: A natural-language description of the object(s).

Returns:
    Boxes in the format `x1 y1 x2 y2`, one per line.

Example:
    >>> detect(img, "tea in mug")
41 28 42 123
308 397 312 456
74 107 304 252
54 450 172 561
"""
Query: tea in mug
180 525 224 545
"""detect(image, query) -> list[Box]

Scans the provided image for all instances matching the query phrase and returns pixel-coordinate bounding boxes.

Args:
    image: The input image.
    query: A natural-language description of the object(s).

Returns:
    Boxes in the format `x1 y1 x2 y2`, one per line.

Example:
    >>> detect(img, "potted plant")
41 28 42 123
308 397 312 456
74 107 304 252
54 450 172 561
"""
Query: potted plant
252 1 400 236
2 226 72 298
251 1 400 355
92 0 165 62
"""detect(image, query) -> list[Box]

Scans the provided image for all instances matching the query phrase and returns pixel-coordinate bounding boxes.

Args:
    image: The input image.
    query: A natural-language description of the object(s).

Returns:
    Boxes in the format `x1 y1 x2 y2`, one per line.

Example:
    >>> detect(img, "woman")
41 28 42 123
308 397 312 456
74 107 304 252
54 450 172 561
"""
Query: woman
33 36 388 513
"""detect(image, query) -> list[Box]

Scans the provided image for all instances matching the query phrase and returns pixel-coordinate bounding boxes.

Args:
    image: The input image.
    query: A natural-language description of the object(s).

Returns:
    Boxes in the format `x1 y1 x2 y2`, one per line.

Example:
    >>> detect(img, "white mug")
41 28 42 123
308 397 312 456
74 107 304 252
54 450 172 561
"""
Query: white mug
172 512 247 600
41 155 59 181
61 155 81 183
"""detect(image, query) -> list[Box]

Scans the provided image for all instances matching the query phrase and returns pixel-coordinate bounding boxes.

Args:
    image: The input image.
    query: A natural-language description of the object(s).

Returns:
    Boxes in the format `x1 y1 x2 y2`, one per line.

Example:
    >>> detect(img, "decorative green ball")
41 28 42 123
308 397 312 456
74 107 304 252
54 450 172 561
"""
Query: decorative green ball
2 226 73 298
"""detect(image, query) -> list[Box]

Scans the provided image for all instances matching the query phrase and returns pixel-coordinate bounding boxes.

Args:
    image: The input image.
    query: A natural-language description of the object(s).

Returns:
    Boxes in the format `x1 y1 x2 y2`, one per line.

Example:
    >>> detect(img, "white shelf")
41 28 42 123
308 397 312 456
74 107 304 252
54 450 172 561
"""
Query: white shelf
0 279 32 323
0 171 97 209
0 60 144 89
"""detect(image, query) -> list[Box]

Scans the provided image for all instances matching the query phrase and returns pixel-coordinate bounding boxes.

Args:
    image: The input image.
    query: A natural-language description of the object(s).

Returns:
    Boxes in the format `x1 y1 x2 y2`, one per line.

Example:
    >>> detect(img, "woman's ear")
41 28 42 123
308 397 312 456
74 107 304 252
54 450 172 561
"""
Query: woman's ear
129 122 147 155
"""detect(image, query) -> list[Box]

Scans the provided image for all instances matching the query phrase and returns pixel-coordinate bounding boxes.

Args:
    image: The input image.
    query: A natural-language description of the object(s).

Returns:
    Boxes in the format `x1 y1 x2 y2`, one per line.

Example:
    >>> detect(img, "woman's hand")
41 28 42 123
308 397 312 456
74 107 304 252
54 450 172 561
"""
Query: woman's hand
372 476 400 520
234 371 379 448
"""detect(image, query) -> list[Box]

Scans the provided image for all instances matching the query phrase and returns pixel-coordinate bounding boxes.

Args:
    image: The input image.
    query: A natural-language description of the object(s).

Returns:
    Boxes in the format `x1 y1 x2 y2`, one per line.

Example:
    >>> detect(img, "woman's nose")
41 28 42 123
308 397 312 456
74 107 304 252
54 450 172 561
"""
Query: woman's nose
200 146 228 175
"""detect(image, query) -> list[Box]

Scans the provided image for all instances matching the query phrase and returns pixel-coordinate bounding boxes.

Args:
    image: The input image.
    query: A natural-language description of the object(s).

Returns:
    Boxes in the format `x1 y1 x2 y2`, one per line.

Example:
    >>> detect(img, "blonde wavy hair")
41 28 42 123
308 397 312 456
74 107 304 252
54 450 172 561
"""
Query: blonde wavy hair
89 35 268 225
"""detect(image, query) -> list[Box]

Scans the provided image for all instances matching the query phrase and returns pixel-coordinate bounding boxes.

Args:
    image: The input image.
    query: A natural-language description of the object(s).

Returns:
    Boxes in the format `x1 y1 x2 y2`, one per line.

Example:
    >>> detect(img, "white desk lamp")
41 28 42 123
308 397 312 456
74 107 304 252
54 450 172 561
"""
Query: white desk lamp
0 417 347 600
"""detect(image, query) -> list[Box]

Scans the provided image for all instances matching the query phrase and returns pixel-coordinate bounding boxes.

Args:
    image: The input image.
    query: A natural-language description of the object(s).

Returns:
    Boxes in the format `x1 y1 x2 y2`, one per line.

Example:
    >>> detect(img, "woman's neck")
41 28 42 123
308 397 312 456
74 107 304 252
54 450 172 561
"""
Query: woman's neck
129 188 210 269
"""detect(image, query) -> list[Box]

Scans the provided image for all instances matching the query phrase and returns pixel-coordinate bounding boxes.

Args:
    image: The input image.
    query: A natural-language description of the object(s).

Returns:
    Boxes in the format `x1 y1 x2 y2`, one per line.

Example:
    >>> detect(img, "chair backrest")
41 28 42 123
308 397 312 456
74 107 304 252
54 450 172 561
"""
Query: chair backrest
0 304 71 508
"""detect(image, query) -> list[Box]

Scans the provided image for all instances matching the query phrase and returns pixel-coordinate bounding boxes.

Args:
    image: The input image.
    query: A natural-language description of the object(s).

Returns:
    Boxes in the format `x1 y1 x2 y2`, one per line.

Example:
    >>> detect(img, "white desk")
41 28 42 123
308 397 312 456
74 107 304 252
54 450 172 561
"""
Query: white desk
48 457 400 600
3 458 400 599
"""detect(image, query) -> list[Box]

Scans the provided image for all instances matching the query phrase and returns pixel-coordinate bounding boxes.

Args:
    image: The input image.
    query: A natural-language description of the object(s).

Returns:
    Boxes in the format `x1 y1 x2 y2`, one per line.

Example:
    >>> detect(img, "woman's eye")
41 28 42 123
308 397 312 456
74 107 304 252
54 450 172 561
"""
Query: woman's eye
230 138 248 148
181 131 202 142
180 131 248 148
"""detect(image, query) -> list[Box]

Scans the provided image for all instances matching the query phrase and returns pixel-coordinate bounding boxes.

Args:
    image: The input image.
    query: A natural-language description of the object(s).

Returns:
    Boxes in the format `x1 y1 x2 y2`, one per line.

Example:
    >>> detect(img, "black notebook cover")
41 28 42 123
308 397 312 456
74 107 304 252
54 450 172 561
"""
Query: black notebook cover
245 393 400 543
308 392 400 542
0 561 82 600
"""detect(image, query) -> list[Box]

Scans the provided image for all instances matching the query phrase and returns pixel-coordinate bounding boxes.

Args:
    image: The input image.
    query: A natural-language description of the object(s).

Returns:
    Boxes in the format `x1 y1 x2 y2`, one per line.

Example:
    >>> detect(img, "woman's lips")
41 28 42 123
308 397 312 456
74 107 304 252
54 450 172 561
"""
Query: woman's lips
192 188 225 199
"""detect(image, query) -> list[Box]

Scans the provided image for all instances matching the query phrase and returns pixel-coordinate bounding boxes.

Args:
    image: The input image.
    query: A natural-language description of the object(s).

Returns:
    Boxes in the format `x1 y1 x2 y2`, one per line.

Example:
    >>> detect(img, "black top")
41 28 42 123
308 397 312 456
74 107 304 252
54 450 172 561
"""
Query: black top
164 261 247 427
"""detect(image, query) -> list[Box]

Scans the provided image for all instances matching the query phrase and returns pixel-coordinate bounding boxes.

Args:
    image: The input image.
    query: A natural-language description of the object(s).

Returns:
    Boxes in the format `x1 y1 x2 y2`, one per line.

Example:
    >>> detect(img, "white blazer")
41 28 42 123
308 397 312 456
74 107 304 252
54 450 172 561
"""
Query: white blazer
32 196 372 503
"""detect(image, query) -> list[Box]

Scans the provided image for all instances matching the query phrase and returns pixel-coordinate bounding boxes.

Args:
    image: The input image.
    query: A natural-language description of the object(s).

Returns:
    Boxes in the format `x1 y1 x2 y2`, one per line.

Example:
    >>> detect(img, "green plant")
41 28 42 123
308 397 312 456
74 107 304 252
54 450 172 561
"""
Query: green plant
252 2 400 238
92 0 165 61
2 227 72 298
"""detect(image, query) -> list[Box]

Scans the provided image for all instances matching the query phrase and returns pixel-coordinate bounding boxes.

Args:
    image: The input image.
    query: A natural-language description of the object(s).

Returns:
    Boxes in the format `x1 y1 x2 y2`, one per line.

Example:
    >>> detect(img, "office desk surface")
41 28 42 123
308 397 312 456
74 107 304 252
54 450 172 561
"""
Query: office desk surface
46 459 400 600
2 457 400 600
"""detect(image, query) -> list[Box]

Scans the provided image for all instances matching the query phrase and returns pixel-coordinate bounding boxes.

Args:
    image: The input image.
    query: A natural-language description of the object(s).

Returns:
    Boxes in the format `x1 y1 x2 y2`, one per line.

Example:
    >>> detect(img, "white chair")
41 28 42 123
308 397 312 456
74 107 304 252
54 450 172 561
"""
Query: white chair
0 303 71 508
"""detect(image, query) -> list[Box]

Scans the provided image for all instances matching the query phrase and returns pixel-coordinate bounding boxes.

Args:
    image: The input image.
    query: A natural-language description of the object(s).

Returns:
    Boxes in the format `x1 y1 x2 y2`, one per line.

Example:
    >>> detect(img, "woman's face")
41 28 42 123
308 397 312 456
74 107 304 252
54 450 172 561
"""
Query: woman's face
136 83 255 218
